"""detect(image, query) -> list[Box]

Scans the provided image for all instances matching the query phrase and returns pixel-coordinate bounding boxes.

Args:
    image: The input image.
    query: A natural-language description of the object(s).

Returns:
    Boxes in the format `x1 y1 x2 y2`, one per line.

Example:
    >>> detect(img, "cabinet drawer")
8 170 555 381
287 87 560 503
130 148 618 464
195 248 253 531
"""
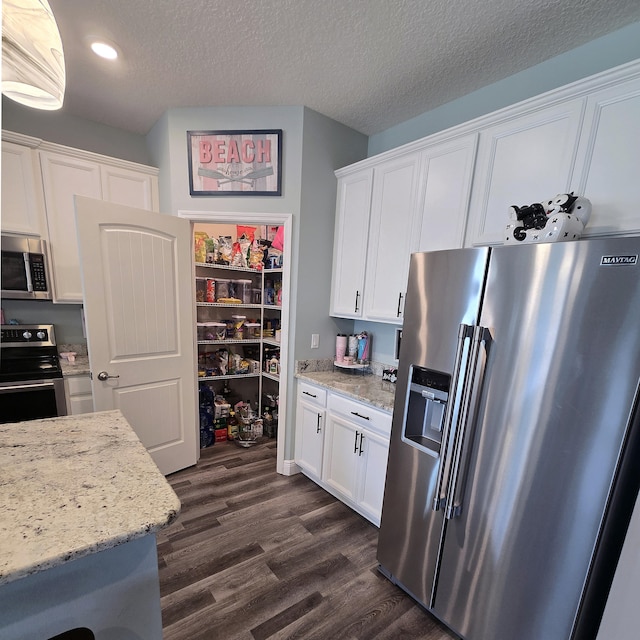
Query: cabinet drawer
66 375 92 396
328 393 391 437
298 382 327 407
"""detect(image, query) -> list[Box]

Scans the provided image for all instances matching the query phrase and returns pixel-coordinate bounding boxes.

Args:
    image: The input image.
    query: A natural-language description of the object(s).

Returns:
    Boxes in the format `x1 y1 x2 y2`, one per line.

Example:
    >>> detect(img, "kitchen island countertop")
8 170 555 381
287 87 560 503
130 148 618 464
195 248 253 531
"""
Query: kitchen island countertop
0 410 180 587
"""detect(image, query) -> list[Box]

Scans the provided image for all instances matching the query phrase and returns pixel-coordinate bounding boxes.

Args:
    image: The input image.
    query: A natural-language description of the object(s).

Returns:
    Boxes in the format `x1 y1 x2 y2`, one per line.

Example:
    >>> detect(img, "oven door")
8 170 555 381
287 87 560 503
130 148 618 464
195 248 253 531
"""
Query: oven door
0 378 67 424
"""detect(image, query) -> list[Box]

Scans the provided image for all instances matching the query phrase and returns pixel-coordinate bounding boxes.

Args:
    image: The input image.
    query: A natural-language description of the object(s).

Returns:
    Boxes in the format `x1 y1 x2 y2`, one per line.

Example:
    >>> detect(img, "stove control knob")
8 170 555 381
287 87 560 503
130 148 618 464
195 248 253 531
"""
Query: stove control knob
22 331 32 340
36 331 46 340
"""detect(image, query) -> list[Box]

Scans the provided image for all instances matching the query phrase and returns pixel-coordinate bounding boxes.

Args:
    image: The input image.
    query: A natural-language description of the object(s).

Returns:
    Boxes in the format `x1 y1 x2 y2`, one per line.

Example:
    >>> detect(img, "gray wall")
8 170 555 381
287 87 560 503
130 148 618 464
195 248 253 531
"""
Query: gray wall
297 108 367 362
1 97 150 164
146 105 367 458
368 21 640 156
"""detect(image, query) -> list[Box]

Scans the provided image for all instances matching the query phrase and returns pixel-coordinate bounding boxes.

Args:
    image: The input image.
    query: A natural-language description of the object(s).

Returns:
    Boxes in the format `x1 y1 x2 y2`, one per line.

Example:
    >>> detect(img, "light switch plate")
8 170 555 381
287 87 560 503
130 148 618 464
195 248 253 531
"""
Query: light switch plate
311 333 319 349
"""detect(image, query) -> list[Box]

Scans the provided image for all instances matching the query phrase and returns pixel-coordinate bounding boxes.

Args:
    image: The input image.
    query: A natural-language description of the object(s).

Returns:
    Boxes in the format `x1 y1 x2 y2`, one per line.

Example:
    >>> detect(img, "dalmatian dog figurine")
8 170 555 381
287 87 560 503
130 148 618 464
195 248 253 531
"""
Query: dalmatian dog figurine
505 193 592 244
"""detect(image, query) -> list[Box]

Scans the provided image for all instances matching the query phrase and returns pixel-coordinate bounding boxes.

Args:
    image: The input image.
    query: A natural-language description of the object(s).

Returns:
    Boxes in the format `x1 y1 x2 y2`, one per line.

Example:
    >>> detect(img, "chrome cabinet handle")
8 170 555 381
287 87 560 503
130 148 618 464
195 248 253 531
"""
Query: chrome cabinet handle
445 325 491 520
350 411 370 420
432 323 474 512
316 413 322 433
358 433 364 456
97 371 120 381
303 391 317 398
354 290 360 313
353 431 360 453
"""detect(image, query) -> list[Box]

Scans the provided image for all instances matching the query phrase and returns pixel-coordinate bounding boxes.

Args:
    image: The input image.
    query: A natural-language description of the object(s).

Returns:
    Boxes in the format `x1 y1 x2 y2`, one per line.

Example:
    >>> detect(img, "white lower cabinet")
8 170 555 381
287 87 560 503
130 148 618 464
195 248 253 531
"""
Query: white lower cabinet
294 382 327 481
295 381 391 526
65 375 94 415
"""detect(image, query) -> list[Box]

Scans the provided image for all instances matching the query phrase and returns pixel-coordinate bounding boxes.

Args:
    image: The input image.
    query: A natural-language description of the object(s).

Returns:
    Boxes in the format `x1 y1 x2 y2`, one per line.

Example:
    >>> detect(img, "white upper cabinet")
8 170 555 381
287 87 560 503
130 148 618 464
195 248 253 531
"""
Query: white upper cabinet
40 151 103 302
570 75 640 237
38 146 160 303
364 152 423 322
330 168 373 318
417 134 478 252
1 138 46 236
100 164 159 212
465 98 585 247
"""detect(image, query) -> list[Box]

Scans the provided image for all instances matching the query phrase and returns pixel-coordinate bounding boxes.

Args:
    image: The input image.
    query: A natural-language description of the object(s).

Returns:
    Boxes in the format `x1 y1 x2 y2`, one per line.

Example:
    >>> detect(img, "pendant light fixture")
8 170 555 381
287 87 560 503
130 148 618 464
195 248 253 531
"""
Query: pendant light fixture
2 0 66 110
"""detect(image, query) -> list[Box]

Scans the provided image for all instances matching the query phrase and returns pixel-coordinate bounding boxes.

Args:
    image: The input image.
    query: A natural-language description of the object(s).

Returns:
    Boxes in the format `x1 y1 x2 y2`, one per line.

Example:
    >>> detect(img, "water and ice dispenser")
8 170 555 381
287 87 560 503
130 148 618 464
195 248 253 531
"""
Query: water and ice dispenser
402 365 450 455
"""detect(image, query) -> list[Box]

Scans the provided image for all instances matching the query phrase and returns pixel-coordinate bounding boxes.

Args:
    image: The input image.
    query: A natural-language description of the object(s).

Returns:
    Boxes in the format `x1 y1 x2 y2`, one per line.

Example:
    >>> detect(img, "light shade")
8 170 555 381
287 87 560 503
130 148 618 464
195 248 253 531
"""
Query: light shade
2 0 66 110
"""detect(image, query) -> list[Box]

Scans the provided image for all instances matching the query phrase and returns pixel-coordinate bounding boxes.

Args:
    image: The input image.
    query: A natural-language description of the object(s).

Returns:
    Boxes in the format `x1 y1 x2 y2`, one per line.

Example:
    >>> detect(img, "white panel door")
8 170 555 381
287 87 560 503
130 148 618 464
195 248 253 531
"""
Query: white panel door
75 196 197 475
39 151 102 301
330 169 373 318
364 152 422 322
571 76 640 237
100 165 159 212
465 98 585 247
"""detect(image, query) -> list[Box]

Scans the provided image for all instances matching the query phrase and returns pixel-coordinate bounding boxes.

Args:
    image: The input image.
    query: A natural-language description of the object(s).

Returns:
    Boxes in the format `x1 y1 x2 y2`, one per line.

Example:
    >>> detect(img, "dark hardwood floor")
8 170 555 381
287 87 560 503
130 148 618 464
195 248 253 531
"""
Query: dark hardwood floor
157 440 458 640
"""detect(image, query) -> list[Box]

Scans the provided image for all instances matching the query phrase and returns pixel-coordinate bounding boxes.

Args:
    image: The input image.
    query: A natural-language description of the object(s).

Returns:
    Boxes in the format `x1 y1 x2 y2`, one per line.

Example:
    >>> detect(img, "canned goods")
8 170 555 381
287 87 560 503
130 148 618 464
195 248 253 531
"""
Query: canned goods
206 279 216 302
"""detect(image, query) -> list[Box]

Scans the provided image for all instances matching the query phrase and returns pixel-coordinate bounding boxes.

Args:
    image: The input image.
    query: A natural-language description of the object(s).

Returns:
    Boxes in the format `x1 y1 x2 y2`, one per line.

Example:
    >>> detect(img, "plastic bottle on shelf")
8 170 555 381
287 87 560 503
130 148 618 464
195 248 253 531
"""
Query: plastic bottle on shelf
227 410 239 440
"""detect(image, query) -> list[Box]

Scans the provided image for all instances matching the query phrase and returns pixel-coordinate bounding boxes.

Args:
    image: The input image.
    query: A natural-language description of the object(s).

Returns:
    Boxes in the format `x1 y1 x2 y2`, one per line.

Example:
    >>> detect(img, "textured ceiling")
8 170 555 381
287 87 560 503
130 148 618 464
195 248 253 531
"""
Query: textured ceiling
47 0 640 136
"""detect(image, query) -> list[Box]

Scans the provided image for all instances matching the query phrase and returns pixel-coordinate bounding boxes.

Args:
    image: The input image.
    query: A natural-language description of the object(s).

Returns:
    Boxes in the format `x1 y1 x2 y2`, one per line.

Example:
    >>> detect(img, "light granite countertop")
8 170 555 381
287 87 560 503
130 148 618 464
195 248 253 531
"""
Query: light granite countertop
59 354 91 377
0 410 180 586
296 368 397 412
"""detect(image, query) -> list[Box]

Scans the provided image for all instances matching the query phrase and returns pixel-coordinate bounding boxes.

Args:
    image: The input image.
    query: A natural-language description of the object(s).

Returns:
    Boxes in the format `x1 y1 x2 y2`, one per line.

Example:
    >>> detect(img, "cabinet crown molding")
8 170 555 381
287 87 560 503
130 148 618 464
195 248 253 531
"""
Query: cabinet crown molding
336 58 640 177
2 129 159 175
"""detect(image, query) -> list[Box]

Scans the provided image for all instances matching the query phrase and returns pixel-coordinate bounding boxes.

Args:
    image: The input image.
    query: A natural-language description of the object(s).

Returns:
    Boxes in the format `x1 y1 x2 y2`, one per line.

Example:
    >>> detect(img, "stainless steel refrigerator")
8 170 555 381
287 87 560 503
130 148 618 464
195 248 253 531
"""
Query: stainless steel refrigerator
377 237 640 640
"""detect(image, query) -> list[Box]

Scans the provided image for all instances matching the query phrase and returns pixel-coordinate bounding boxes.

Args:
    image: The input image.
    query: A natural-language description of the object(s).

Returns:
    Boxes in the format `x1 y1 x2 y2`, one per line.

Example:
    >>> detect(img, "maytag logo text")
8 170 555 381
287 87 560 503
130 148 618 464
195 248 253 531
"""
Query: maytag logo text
600 255 638 266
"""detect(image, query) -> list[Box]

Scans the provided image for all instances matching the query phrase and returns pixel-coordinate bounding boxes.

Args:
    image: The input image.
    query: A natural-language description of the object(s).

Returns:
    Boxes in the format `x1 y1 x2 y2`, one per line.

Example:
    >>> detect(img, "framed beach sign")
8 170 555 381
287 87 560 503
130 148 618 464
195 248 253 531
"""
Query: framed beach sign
187 129 282 196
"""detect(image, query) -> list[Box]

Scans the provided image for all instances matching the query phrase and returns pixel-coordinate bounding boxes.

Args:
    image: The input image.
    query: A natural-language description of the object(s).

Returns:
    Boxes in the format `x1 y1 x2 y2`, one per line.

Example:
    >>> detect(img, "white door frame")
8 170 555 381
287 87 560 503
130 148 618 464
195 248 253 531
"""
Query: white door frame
179 210 293 476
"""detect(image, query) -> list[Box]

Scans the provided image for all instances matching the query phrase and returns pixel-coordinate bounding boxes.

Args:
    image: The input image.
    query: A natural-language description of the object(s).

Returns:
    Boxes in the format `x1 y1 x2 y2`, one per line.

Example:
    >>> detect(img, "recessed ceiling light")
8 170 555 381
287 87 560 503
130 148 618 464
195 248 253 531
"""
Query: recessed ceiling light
90 40 118 60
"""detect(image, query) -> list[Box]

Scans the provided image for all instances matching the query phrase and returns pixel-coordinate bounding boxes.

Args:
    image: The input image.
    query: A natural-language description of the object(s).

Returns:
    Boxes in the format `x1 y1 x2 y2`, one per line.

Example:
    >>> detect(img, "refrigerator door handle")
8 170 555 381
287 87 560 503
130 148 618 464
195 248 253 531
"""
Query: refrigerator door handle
445 325 491 520
432 323 474 512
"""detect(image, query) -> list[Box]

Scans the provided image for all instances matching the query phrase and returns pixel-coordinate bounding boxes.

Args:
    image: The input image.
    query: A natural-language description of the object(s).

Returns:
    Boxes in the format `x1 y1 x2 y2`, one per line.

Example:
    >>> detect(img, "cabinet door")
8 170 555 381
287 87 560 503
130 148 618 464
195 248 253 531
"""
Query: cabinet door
356 428 390 526
364 152 423 323
322 413 359 501
295 398 325 480
100 165 159 212
65 375 95 415
40 151 102 302
465 99 585 247
1 142 45 236
571 76 640 237
417 134 477 252
330 169 373 318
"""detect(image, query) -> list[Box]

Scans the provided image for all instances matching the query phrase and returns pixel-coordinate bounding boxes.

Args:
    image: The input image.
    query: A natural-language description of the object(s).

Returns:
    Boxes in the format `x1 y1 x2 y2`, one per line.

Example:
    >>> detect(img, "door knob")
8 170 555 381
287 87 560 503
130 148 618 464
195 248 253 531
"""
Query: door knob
97 371 120 381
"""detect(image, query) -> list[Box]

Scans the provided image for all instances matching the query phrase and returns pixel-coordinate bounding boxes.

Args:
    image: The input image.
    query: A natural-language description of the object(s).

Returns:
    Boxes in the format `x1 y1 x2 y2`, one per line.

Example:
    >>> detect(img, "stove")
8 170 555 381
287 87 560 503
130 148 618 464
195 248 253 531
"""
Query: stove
0 324 67 423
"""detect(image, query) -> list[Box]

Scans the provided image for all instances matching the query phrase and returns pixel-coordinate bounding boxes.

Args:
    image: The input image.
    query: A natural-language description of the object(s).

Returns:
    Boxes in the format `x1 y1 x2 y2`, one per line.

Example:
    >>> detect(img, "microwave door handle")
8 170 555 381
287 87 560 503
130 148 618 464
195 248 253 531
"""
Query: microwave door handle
445 325 491 520
432 323 474 512
23 252 34 292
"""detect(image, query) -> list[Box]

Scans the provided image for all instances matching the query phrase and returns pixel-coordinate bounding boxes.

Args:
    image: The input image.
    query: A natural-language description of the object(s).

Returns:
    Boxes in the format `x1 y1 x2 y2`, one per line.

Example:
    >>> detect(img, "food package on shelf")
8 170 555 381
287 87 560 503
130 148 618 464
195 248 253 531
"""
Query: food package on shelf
194 231 209 263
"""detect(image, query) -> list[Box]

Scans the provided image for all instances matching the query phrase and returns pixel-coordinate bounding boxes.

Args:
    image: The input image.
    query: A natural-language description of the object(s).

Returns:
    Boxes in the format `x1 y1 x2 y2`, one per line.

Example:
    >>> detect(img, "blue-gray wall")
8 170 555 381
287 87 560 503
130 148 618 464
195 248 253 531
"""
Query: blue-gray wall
145 105 367 458
368 21 640 156
1 97 150 164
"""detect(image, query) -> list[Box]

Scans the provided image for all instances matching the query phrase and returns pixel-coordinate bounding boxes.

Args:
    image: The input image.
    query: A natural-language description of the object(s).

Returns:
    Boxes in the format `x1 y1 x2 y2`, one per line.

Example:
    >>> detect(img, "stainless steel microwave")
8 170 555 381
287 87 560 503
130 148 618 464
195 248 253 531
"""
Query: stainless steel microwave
1 236 52 300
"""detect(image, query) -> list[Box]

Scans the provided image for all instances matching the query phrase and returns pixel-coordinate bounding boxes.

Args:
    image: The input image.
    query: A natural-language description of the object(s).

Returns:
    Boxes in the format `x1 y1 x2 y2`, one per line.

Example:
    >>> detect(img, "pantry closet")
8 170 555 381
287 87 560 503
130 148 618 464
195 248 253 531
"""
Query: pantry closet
187 216 291 464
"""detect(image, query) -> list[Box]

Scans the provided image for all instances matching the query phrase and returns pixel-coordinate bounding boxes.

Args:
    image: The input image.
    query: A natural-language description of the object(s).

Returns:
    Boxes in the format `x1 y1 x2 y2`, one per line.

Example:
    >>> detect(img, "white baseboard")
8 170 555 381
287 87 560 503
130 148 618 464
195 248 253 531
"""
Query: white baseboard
281 459 300 476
